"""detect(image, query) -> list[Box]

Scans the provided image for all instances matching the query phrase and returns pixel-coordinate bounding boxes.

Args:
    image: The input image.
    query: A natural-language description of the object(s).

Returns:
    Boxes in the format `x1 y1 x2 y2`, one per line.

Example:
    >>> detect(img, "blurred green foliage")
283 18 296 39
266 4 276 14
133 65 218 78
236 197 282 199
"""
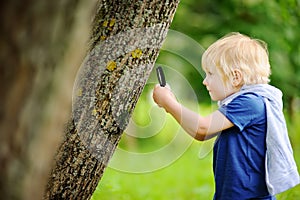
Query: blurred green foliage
170 0 300 115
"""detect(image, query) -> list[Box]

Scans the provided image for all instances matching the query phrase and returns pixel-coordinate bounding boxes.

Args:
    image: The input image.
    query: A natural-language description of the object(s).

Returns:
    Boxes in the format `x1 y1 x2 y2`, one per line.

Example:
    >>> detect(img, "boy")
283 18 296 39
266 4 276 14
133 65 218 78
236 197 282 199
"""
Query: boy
152 32 299 199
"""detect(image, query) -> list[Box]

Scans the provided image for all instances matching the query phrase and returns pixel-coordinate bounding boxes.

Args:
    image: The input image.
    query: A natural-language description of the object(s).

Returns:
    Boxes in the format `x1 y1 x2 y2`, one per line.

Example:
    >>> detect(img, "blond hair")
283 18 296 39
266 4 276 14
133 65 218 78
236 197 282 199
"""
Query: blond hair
201 32 271 85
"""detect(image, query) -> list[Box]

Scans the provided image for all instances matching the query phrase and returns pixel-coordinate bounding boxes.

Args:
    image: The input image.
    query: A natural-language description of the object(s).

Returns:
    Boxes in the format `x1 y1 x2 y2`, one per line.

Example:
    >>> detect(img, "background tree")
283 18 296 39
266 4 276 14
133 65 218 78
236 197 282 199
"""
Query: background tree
0 0 96 199
44 0 180 199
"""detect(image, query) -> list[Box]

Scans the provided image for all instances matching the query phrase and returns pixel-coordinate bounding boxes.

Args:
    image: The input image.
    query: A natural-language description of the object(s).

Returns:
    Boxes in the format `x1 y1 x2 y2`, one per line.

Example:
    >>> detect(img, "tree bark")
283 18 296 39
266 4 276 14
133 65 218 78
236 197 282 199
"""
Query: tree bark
44 0 180 199
0 0 96 199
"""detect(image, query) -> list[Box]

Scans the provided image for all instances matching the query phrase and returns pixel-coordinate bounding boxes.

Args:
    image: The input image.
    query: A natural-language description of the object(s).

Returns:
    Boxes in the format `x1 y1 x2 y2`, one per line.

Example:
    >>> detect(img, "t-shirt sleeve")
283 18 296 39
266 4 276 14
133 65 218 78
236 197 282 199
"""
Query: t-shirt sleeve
218 93 265 131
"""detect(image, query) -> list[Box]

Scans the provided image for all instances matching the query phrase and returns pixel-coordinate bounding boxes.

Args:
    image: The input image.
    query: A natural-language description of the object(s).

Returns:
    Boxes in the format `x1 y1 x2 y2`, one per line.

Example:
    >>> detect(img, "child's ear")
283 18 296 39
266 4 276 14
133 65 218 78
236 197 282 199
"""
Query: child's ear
232 69 243 86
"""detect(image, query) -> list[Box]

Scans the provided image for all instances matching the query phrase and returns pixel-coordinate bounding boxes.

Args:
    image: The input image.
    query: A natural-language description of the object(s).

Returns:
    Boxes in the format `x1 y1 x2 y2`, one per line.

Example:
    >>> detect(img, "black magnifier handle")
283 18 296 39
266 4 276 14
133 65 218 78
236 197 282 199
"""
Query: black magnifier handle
156 66 166 87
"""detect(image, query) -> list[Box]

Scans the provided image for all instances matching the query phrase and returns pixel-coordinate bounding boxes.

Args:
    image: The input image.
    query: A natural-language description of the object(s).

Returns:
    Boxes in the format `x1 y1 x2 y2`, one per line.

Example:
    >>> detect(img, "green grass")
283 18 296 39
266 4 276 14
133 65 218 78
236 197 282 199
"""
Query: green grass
276 110 300 200
92 142 215 200
92 98 300 200
92 98 216 200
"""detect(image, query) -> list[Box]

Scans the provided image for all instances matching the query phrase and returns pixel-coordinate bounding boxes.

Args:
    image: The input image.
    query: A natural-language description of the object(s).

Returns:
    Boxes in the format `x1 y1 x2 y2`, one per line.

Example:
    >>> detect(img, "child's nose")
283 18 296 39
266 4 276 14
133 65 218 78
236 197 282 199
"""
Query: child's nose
202 77 207 86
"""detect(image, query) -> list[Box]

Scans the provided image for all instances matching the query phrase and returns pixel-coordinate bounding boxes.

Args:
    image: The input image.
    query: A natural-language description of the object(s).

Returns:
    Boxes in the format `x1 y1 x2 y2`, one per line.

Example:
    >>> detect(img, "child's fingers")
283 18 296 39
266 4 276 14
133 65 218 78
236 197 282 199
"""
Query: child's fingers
165 83 171 90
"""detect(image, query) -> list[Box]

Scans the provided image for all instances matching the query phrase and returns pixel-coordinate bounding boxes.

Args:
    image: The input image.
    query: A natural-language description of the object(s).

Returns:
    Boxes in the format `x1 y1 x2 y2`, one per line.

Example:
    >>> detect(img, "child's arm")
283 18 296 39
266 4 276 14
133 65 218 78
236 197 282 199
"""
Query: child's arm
153 85 234 141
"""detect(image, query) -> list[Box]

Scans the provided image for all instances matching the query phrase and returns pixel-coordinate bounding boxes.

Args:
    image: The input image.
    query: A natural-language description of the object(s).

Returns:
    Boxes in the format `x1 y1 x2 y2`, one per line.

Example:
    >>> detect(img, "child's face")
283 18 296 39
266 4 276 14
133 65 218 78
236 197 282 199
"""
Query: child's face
202 67 237 101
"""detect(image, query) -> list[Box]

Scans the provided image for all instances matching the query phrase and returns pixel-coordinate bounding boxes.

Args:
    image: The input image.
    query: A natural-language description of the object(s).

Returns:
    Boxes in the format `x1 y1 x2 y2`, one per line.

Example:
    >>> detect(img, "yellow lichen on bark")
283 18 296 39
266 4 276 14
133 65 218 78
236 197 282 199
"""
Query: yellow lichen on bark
131 49 143 58
106 61 117 71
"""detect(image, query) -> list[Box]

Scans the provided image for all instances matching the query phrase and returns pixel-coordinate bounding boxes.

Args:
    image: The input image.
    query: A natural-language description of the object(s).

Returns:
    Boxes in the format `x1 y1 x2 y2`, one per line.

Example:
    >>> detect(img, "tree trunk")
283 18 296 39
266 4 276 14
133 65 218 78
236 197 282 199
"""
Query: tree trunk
44 0 180 199
0 0 97 199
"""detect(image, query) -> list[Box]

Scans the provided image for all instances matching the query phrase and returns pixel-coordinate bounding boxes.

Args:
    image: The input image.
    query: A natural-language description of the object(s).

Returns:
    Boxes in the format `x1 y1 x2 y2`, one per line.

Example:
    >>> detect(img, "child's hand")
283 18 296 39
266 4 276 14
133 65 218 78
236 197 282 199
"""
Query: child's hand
152 84 177 111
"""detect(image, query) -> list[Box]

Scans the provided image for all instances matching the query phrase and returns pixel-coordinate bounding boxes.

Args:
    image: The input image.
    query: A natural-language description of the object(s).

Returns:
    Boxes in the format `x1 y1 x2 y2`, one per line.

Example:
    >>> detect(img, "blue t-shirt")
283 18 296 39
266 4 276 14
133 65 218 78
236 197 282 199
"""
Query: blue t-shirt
214 93 274 200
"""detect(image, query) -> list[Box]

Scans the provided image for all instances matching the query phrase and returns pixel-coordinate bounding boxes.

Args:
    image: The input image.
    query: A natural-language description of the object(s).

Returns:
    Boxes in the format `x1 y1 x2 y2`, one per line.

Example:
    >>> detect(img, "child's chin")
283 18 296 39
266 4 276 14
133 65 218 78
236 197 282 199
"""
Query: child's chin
210 95 217 101
211 97 222 102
